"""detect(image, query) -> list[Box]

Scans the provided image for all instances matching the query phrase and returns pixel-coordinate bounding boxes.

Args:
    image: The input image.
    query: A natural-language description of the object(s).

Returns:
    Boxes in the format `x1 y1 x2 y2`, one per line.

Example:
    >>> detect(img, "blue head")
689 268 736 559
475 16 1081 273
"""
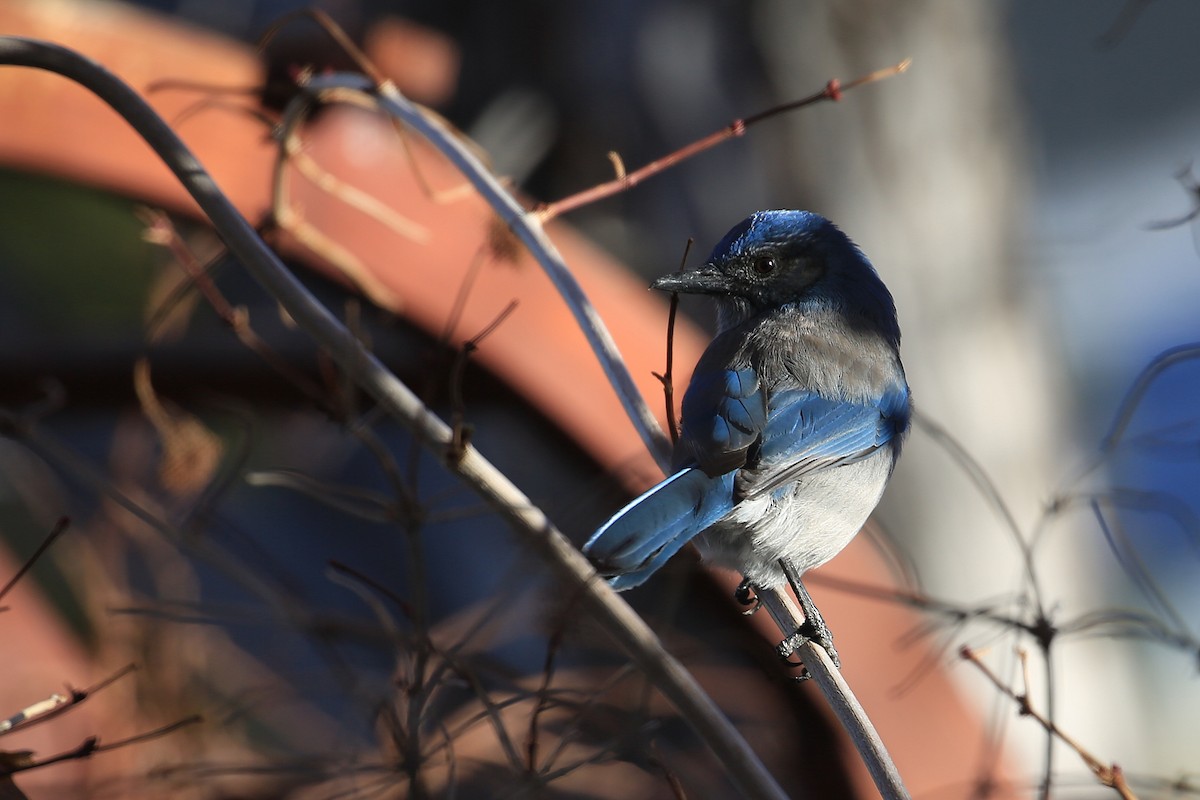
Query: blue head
653 210 900 349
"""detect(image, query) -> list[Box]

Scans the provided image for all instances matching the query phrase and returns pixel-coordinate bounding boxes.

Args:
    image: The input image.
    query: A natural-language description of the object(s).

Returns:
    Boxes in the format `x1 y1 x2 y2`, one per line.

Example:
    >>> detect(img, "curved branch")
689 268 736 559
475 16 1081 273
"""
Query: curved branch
302 72 672 469
758 587 910 800
0 37 781 800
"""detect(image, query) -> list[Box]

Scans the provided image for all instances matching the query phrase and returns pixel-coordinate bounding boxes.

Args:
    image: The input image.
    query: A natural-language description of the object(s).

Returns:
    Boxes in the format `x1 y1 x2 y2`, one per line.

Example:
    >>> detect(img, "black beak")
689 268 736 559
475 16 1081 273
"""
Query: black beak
650 263 731 295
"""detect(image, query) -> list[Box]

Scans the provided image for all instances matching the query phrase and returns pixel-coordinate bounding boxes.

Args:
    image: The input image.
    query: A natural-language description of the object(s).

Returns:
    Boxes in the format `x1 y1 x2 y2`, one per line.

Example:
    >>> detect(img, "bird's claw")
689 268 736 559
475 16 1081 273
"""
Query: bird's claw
734 579 762 616
776 624 840 681
776 632 813 681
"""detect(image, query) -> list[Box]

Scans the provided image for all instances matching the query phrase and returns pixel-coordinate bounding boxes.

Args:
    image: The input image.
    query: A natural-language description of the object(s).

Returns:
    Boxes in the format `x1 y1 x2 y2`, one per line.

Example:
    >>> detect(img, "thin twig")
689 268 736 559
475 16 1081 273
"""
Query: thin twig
805 571 1044 640
259 8 385 85
961 647 1138 800
525 583 589 774
914 410 1043 611
283 132 431 242
264 8 487 205
537 59 911 220
915 407 1061 791
1100 343 1200 456
138 208 331 405
269 92 406 308
1097 0 1158 49
0 516 69 605
651 238 691 446
447 300 519 463
0 715 202 776
1146 164 1200 230
0 664 137 736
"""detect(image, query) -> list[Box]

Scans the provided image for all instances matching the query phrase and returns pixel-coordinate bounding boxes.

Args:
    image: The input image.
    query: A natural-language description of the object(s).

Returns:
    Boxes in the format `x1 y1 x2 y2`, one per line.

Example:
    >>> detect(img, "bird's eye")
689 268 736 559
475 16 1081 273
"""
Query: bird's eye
752 256 777 275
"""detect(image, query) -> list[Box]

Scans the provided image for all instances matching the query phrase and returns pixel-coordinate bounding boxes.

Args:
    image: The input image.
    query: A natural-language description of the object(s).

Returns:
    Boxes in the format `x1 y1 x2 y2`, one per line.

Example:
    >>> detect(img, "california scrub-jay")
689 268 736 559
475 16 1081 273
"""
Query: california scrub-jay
584 210 910 665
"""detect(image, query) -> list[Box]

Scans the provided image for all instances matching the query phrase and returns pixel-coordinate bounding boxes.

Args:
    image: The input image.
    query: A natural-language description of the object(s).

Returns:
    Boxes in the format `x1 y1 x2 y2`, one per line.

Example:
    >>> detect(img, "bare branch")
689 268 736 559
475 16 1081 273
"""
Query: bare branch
961 647 1138 800
538 59 911 220
757 588 910 799
0 716 202 777
0 516 69 606
651 238 692 447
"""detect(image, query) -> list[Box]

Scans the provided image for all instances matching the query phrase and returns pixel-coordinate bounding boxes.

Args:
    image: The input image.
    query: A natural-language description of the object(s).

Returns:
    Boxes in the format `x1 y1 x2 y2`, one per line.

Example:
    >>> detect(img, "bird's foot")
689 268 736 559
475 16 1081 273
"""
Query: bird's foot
734 578 762 616
797 613 841 669
779 560 842 674
776 619 840 681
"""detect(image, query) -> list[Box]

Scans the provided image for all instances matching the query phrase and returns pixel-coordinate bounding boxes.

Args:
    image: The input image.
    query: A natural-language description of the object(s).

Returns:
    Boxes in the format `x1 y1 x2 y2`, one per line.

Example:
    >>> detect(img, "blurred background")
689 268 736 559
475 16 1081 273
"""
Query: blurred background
0 0 1198 797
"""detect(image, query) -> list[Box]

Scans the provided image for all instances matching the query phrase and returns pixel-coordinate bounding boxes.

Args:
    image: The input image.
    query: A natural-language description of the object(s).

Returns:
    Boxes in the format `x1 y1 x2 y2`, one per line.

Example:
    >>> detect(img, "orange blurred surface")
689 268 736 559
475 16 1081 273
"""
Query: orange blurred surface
0 2 1021 797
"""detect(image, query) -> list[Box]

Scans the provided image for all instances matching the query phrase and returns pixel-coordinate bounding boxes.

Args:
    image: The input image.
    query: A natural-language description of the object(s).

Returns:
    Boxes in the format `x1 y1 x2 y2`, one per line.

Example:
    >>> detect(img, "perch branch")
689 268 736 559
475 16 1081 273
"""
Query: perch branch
758 587 910 799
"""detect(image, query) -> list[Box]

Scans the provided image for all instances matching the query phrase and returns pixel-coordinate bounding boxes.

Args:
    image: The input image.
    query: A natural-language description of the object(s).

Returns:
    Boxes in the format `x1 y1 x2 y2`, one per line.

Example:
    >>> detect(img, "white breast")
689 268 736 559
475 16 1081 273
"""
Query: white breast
694 449 893 587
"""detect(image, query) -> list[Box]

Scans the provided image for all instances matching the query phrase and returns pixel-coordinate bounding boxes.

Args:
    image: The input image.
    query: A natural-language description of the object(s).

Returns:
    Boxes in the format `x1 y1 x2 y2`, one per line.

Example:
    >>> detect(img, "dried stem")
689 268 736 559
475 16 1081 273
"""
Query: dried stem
0 516 69 605
0 715 202 777
537 59 911 221
961 646 1138 800
0 665 137 737
138 208 330 405
651 238 691 446
447 300 518 463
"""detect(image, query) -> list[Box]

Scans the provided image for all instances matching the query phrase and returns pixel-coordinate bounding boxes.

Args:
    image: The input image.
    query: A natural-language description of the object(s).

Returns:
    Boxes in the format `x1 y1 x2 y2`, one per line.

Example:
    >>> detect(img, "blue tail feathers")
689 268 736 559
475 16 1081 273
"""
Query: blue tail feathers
583 468 735 590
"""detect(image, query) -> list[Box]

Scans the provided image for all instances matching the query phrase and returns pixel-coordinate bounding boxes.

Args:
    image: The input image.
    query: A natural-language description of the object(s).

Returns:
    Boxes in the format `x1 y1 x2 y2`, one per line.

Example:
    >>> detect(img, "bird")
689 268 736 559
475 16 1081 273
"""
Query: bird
583 210 910 666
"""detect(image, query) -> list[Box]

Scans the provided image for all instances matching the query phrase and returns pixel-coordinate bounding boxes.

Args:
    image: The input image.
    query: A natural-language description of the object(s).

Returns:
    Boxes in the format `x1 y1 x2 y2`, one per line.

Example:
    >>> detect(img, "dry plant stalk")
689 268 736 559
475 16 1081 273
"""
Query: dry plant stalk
961 646 1139 800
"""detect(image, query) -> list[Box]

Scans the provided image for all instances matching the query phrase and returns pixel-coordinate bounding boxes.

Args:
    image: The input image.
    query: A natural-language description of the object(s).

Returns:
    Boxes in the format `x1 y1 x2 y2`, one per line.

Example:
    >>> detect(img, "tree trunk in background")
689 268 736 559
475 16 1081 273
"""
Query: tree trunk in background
757 0 1067 608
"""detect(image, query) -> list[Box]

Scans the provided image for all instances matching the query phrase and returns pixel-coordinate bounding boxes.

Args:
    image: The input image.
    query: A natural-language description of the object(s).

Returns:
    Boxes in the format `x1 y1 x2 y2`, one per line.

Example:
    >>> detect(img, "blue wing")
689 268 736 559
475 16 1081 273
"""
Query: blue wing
584 365 910 591
743 384 910 498
676 366 766 475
